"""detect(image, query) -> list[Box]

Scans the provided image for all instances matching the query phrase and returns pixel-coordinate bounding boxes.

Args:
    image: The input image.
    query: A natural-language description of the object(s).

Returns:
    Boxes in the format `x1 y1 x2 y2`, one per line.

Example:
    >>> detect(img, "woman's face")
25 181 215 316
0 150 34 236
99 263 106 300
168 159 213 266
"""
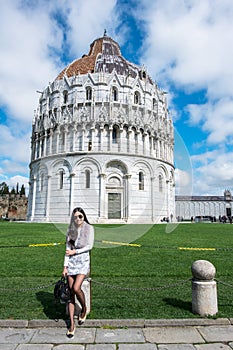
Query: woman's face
73 211 84 226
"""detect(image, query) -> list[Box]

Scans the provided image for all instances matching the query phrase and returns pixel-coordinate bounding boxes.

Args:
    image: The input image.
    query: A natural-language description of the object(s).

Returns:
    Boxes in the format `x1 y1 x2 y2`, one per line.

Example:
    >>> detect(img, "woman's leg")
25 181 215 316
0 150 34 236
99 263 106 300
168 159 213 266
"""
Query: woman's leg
73 274 86 318
67 275 75 331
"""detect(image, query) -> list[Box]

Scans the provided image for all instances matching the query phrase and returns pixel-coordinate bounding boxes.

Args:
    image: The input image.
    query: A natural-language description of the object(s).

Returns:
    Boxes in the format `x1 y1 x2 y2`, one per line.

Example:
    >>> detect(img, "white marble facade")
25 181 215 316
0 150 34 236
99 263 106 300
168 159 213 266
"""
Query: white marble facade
27 35 175 223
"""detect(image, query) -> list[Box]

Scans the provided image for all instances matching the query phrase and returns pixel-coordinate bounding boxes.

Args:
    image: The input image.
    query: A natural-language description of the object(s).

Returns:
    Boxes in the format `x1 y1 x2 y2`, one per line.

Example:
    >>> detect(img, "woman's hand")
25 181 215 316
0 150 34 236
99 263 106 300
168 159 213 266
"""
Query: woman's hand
62 266 68 277
66 249 76 256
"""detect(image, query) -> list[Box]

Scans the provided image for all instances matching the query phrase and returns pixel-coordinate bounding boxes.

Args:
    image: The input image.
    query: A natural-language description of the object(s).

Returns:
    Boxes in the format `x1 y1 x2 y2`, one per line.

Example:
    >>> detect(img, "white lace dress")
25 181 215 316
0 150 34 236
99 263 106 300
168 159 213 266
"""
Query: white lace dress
64 222 94 276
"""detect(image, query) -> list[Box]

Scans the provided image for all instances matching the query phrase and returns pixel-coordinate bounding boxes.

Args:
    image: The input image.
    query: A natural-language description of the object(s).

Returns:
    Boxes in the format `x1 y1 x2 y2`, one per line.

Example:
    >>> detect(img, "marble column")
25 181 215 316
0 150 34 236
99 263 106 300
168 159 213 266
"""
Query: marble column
70 172 75 215
99 173 106 218
45 175 51 221
31 176 37 221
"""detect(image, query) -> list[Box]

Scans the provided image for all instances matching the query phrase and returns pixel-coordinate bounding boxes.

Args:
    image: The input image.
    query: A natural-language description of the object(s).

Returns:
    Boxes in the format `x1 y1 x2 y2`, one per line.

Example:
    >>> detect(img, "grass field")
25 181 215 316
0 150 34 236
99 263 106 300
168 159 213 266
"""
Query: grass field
0 221 233 320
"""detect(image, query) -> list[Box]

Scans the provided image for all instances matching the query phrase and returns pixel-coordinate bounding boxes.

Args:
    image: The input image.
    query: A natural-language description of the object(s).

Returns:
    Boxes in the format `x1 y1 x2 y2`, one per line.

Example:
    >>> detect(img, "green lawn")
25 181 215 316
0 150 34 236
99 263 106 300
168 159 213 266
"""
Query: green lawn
0 221 233 320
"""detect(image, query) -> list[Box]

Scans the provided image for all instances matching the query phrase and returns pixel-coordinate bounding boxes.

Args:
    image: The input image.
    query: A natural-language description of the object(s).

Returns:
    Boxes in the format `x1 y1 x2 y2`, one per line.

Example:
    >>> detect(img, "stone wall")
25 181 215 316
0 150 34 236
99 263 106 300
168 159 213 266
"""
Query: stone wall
0 194 28 220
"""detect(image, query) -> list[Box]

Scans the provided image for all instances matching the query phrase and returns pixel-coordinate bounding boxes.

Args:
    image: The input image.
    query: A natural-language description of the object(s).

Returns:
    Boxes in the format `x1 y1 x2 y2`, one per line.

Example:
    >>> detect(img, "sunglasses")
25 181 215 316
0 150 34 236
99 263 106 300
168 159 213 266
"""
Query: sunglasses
74 214 83 220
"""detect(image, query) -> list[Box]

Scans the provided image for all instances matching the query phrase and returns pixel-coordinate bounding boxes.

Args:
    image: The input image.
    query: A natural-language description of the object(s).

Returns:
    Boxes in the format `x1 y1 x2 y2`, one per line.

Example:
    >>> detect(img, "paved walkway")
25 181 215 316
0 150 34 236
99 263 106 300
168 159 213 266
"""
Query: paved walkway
1 318 233 349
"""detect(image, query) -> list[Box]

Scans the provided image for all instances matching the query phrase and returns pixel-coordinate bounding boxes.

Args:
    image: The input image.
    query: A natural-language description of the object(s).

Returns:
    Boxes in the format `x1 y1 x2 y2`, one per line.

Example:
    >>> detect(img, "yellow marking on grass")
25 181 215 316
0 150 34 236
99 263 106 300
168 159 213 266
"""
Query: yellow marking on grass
29 242 65 247
179 247 216 251
101 240 141 247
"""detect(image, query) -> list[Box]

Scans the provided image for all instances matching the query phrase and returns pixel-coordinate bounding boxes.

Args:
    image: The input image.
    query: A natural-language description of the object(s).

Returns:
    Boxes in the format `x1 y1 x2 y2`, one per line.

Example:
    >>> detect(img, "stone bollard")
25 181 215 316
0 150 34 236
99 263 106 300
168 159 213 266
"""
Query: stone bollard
191 260 218 316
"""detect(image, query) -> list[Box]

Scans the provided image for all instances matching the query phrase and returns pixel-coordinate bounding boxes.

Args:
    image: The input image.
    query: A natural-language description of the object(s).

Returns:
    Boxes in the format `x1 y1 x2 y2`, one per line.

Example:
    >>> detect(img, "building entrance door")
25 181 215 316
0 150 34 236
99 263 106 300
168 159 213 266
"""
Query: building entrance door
108 193 121 219
226 208 232 217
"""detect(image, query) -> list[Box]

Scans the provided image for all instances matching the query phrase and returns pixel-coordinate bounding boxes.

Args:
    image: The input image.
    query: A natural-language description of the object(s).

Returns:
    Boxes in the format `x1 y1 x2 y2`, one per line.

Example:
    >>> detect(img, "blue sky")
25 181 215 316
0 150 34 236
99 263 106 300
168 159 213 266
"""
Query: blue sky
1 0 233 196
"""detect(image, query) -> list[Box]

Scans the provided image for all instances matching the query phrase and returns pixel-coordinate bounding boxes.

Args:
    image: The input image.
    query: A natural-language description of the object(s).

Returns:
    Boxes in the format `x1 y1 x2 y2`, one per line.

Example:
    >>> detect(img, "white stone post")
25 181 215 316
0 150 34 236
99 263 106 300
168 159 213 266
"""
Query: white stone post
191 260 218 316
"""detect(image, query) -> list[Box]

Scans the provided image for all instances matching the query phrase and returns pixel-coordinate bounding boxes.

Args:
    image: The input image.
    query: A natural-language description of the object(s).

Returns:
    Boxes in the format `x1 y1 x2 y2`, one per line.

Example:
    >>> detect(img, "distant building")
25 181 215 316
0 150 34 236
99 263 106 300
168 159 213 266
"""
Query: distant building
27 33 175 223
175 190 233 221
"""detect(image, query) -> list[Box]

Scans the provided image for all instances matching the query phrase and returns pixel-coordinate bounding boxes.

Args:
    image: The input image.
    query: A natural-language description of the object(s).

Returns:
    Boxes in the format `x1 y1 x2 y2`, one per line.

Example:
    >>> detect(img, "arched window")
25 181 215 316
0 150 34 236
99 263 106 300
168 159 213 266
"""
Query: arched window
159 175 163 192
139 171 144 190
86 87 92 101
112 125 118 144
134 91 140 104
59 170 64 189
63 90 68 104
112 87 118 101
85 169 90 189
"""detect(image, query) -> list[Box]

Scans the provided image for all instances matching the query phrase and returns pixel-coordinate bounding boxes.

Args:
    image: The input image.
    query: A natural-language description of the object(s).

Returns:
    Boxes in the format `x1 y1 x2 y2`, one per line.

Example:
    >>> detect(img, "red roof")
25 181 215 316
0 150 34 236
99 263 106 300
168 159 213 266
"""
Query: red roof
56 35 147 81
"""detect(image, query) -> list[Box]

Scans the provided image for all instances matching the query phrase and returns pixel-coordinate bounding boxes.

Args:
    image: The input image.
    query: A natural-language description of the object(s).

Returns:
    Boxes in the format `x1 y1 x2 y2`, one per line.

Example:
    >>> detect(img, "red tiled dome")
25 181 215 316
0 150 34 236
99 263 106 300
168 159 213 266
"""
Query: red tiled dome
56 34 142 80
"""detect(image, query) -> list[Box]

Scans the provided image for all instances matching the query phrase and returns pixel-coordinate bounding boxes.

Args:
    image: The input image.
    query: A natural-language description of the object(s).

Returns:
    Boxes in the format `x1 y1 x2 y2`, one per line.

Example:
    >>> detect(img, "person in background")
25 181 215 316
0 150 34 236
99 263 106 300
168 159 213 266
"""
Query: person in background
62 207 94 338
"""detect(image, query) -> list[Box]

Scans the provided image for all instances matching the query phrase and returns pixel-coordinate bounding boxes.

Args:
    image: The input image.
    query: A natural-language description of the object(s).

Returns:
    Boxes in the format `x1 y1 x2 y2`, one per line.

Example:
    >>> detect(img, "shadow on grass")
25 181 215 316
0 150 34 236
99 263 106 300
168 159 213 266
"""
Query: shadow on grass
163 298 192 312
36 291 67 320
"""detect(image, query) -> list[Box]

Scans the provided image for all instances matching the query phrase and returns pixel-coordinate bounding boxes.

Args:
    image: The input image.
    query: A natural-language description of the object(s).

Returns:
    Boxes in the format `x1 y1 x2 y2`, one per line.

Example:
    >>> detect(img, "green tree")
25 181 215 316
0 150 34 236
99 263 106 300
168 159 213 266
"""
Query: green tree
11 187 16 194
19 184 26 196
0 182 9 195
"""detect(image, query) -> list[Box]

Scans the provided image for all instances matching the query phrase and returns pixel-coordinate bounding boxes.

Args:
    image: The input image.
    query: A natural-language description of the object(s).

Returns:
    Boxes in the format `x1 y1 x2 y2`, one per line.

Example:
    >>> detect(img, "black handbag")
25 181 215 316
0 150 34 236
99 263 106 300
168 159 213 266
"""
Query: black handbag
54 276 70 304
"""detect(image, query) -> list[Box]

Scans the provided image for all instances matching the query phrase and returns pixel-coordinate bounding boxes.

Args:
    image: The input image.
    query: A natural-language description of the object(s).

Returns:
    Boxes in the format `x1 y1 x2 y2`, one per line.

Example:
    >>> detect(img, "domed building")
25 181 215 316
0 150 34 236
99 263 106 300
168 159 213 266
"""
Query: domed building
27 33 175 223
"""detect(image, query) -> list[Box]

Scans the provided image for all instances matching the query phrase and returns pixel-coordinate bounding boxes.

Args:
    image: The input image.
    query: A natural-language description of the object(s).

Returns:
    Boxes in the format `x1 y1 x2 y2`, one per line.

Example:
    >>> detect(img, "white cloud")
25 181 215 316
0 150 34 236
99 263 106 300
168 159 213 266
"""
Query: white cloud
0 0 64 123
191 150 233 195
136 0 233 141
0 173 29 193
138 0 233 95
191 149 220 165
1 159 29 176
187 98 233 144
0 124 31 163
0 0 62 187
0 174 8 182
7 175 29 192
65 0 119 57
175 168 193 195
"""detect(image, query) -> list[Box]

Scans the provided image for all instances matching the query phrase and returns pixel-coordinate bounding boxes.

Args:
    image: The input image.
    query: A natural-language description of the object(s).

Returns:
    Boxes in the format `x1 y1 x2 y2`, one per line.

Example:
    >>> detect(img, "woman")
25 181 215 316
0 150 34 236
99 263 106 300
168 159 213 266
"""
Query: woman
62 207 94 338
